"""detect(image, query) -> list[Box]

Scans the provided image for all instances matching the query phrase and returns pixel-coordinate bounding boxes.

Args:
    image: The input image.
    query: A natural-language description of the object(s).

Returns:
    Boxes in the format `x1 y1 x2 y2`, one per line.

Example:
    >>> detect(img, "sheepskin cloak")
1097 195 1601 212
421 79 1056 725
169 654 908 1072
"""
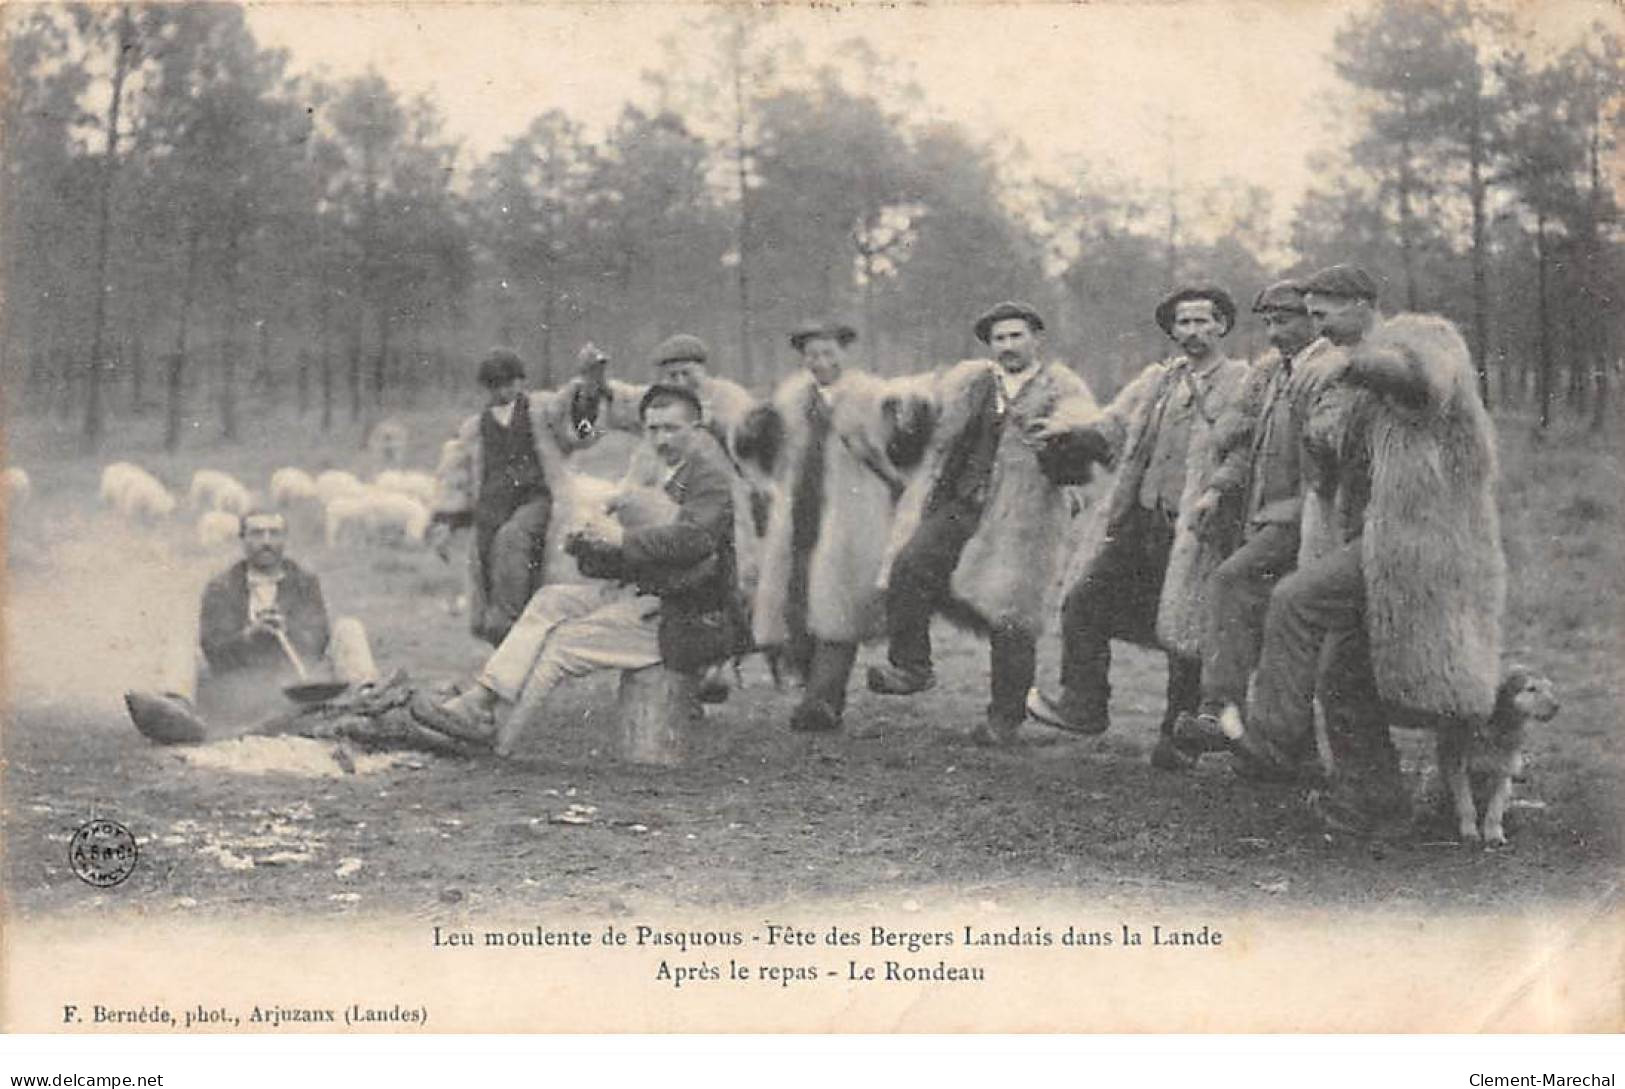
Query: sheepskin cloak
432 383 601 638
752 369 914 649
880 359 1097 638
1056 353 1248 658
1302 313 1505 719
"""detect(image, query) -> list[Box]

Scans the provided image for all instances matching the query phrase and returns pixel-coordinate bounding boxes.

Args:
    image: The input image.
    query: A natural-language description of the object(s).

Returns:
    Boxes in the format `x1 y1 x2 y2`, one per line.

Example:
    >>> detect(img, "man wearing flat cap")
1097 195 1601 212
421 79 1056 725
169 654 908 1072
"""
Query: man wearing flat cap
1173 280 1342 756
1027 284 1248 769
429 345 612 644
869 301 1097 746
738 319 931 732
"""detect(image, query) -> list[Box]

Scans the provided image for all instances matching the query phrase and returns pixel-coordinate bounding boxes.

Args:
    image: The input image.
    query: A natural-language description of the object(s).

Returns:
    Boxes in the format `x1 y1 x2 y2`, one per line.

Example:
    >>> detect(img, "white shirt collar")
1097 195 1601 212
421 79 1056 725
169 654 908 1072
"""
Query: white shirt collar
995 362 1041 407
489 401 517 427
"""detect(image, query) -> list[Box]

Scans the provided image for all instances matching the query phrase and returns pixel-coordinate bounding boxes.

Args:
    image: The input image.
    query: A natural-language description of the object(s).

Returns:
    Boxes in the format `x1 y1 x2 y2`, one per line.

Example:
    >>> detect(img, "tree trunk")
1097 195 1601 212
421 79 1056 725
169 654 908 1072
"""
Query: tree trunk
1467 94 1491 406
1396 132 1420 312
348 317 363 421
165 228 202 453
730 32 755 386
218 232 243 442
1535 213 1552 432
129 332 145 413
81 5 136 453
373 307 391 408
320 344 334 433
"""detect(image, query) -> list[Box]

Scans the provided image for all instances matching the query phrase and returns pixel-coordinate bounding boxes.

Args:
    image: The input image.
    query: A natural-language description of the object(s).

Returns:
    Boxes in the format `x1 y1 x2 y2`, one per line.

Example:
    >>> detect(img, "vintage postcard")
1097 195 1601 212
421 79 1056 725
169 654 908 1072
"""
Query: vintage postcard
3 0 1622 1036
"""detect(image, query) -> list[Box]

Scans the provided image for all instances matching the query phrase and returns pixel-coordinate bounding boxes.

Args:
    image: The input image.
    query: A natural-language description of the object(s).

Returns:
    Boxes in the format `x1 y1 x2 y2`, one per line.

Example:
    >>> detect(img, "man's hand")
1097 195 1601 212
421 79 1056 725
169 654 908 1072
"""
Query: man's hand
426 521 454 562
246 608 286 639
573 516 624 551
1027 396 1102 443
1191 488 1224 540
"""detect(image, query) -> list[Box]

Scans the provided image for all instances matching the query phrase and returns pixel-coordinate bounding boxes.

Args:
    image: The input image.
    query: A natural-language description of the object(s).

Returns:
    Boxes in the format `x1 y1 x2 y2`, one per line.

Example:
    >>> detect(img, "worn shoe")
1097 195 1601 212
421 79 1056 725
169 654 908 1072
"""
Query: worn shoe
1227 731 1302 784
971 714 1023 747
866 663 935 696
409 690 496 745
1149 737 1199 771
1170 710 1230 753
697 666 731 705
1024 687 1108 736
125 690 208 746
788 700 841 733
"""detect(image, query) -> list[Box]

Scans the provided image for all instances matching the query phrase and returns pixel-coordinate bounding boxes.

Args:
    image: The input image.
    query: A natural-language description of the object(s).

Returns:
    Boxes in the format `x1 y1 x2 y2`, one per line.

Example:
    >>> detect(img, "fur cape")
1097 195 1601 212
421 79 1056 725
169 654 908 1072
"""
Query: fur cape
1056 354 1249 658
752 369 918 648
431 383 603 637
880 359 1097 638
1305 313 1505 719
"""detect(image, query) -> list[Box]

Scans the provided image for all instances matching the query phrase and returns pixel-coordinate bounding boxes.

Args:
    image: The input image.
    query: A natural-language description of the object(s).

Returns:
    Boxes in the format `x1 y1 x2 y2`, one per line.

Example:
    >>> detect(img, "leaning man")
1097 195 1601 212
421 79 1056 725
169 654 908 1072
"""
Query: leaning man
126 510 379 742
411 385 743 756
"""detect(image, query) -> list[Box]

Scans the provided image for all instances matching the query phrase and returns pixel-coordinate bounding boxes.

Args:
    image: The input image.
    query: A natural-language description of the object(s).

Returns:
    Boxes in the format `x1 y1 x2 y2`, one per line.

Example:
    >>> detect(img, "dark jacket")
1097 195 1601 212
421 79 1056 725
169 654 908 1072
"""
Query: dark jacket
199 559 330 675
570 439 746 672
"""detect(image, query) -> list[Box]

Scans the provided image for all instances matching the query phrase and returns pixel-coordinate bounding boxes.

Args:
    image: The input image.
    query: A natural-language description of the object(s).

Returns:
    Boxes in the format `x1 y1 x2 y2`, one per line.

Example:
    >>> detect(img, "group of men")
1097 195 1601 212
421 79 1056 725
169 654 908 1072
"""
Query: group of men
129 261 1504 839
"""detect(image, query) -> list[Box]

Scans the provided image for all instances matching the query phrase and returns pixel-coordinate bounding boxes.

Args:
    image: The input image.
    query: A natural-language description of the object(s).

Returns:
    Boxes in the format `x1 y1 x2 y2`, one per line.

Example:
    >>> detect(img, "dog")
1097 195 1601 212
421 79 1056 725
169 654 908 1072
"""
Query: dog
1435 665 1560 846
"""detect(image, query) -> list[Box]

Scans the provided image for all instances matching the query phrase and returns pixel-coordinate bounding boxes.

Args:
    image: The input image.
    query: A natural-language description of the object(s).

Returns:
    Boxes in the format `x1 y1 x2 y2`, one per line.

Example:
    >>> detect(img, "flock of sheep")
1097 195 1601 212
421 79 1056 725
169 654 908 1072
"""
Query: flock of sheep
90 460 439 549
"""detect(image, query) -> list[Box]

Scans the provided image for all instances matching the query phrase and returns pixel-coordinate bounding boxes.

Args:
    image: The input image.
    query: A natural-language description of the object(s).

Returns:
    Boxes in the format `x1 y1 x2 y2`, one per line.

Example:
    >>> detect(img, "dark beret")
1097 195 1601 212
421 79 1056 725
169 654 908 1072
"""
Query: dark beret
638 382 704 420
1156 285 1237 337
1301 264 1379 301
789 319 858 352
651 333 708 368
973 301 1045 344
1252 280 1308 314
476 348 526 388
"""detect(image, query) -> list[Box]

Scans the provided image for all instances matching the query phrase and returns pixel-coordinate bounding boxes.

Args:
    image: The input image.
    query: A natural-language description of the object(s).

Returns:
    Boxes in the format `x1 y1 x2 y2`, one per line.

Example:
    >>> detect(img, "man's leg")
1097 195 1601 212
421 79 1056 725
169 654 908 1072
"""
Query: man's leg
328 617 380 686
1243 540 1365 774
480 584 620 703
871 502 976 692
484 495 554 640
1314 614 1405 831
983 624 1037 743
495 594 664 756
1200 523 1299 712
791 639 860 732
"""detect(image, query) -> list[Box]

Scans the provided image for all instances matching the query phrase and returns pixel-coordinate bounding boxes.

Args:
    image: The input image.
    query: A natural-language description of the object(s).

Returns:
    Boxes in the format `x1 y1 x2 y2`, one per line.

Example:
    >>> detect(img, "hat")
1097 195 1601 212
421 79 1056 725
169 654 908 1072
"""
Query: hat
1301 264 1379 301
973 301 1045 344
476 348 526 388
1251 280 1308 315
789 320 858 352
651 333 708 368
638 382 704 420
1155 285 1237 337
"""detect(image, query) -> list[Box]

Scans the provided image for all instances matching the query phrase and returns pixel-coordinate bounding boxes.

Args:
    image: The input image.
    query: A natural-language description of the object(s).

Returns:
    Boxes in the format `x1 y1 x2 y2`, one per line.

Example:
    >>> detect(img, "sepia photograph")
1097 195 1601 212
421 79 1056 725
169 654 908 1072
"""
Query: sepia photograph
2 0 1623 1045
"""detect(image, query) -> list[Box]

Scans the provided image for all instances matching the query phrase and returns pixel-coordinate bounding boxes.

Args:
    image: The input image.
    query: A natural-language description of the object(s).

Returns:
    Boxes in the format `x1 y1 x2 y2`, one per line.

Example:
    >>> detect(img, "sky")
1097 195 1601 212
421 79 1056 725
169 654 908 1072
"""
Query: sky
246 0 1621 245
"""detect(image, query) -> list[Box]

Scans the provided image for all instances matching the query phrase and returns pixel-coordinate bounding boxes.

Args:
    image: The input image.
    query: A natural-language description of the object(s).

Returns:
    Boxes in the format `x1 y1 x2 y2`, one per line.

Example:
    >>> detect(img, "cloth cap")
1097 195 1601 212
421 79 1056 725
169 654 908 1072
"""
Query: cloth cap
789 320 858 352
1251 280 1308 315
651 333 708 368
639 382 704 420
1301 264 1379 301
1156 285 1238 337
973 301 1045 344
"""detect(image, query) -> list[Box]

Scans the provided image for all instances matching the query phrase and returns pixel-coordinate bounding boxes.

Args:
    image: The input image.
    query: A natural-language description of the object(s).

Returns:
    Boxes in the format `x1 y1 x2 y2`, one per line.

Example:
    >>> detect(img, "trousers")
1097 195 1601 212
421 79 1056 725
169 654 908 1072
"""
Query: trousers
481 582 663 754
1249 540 1400 802
1200 522 1299 710
1057 505 1199 730
882 499 1035 723
158 616 378 726
477 496 553 641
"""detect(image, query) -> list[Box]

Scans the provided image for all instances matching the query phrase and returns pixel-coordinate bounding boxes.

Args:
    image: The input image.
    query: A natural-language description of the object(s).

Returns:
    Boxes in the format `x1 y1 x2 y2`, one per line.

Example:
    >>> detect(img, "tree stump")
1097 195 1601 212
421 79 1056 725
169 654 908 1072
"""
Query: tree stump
616 667 698 766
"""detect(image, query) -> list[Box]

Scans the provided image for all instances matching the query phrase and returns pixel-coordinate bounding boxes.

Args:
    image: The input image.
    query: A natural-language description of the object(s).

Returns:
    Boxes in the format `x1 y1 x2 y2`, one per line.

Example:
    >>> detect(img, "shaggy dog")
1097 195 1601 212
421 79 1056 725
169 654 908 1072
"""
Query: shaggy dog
1435 665 1560 846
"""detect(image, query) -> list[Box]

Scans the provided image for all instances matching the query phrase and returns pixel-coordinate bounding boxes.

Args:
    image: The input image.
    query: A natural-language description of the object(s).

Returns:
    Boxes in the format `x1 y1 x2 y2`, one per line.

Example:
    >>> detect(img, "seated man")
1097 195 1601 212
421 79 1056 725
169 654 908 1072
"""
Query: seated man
126 509 378 742
411 384 745 756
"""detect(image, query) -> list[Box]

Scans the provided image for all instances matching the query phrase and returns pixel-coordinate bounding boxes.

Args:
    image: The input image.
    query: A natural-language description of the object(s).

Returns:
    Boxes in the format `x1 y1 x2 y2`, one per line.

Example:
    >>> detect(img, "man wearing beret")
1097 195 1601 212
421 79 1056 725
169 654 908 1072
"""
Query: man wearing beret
1027 285 1248 769
1173 281 1340 753
870 301 1098 745
413 384 745 755
429 346 610 645
740 320 929 732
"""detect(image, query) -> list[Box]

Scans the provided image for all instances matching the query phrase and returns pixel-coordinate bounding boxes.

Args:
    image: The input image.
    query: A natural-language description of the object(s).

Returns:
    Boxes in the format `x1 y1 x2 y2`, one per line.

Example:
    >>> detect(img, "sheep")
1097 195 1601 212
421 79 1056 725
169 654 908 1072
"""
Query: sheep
103 465 175 522
269 467 319 507
325 488 430 548
373 469 437 507
196 510 241 548
4 466 30 506
314 469 365 506
188 469 252 515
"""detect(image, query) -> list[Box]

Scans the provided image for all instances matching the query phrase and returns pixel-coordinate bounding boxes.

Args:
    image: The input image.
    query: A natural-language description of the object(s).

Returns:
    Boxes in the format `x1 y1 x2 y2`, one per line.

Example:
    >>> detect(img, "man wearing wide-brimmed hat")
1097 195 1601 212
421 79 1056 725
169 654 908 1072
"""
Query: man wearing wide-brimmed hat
738 318 932 732
1027 284 1248 769
869 301 1098 745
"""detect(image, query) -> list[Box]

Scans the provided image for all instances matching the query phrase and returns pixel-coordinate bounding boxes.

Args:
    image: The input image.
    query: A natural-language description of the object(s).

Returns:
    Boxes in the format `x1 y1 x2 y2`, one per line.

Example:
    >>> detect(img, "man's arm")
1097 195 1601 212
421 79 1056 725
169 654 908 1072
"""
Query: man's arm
1205 360 1274 498
199 577 259 672
284 568 332 662
619 461 731 576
